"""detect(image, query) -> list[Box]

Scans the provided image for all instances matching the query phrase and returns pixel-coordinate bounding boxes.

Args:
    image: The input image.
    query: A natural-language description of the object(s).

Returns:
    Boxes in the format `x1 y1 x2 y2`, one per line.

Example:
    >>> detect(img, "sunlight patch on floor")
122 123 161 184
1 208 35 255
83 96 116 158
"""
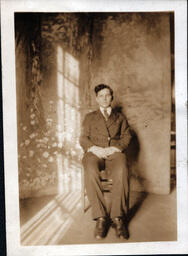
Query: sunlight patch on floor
20 191 82 245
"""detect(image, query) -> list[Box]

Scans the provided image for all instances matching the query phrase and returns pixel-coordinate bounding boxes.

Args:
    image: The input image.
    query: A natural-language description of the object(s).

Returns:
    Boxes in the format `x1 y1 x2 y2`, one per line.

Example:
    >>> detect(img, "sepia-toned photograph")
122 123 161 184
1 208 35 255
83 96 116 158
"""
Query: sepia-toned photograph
1 0 187 255
15 12 176 245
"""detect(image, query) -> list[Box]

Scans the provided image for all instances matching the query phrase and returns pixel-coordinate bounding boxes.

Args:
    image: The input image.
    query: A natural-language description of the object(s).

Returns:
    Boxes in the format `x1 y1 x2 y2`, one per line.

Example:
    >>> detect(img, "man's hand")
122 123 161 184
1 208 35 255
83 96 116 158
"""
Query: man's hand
104 146 121 157
88 146 121 159
88 146 109 159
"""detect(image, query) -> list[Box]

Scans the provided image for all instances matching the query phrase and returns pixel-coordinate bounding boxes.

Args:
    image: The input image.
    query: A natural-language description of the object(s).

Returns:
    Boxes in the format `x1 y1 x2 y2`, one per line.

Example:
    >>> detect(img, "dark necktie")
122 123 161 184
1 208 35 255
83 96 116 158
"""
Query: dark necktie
103 109 109 121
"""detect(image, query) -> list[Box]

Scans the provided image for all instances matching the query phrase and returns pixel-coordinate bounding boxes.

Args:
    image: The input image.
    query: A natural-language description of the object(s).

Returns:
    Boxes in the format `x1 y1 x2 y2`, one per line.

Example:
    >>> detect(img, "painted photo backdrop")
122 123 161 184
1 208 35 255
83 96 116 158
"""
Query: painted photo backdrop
15 13 172 198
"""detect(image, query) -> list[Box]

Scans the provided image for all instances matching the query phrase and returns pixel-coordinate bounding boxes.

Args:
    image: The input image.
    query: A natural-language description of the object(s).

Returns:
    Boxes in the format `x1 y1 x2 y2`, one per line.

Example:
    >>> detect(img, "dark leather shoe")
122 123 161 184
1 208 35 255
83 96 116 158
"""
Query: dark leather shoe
94 217 108 240
112 217 129 239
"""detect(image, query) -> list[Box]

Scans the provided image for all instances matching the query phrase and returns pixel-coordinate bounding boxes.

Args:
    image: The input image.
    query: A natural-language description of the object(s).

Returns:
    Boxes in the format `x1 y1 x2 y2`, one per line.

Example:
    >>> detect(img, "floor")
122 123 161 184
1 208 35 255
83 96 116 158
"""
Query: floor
19 185 177 245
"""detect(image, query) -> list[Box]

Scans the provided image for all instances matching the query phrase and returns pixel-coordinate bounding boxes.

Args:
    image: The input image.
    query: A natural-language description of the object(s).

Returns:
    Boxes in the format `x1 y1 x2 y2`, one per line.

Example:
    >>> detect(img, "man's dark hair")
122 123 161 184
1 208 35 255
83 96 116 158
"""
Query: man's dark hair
94 84 113 97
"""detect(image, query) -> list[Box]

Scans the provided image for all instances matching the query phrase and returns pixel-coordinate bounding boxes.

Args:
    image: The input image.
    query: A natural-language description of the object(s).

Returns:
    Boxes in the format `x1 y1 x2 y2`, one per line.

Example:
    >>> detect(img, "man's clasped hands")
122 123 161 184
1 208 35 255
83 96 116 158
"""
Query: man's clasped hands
88 145 121 159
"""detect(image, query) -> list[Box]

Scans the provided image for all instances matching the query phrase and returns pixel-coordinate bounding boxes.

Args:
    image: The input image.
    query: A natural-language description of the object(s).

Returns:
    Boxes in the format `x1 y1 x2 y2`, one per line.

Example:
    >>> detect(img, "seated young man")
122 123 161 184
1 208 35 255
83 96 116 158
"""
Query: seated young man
80 84 132 240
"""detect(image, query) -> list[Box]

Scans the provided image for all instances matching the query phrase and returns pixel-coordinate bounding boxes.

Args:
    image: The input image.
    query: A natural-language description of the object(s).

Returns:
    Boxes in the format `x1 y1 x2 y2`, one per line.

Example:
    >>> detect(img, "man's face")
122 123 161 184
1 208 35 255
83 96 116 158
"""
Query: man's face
96 88 113 108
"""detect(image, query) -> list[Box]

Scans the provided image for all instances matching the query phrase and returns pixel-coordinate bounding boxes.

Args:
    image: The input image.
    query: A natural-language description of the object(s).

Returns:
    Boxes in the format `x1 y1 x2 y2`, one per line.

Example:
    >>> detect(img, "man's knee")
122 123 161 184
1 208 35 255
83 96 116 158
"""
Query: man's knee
112 152 127 164
82 152 99 166
82 152 100 178
109 152 128 179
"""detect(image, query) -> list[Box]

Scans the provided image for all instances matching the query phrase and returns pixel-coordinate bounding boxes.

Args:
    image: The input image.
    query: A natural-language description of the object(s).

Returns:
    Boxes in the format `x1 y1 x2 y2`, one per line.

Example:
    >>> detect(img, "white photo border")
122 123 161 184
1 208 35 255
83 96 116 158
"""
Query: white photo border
1 0 187 255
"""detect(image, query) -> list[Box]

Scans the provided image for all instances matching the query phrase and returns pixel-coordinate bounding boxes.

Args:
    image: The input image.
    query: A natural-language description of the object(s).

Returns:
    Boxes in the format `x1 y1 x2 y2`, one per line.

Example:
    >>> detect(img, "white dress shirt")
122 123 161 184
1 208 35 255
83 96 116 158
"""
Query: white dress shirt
100 106 112 117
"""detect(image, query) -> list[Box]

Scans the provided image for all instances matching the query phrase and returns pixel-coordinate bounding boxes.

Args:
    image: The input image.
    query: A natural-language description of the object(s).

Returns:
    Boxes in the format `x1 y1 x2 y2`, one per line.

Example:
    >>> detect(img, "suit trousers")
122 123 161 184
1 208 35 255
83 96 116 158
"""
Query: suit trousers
82 151 129 220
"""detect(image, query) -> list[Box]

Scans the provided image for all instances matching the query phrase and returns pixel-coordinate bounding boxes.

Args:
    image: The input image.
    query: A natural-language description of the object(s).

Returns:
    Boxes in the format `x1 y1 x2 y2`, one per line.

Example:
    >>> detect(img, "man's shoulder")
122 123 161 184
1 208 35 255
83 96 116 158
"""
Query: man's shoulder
84 110 98 120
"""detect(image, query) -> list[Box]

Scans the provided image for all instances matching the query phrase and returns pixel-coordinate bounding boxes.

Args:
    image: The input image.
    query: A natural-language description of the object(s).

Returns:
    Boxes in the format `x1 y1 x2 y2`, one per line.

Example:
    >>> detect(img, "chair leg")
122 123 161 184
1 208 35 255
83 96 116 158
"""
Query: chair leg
81 167 91 213
81 167 86 213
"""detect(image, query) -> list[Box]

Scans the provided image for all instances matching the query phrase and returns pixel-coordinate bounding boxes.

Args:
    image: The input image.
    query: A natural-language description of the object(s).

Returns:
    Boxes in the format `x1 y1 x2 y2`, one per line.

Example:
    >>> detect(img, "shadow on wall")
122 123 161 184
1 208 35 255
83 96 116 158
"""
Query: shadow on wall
112 105 147 223
113 105 145 192
124 116 148 222
127 129 142 187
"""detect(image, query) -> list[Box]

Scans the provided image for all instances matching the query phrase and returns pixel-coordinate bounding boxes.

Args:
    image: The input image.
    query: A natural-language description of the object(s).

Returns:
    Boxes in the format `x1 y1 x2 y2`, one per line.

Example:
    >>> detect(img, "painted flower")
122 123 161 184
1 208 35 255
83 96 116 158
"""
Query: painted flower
46 118 53 123
25 140 30 146
23 126 27 131
52 142 57 147
29 150 34 157
43 137 49 143
56 125 62 132
44 131 50 137
57 132 64 142
20 142 24 147
58 143 63 148
48 156 54 163
23 180 29 185
30 120 35 125
30 113 35 119
43 151 49 158
29 133 36 139
71 150 76 157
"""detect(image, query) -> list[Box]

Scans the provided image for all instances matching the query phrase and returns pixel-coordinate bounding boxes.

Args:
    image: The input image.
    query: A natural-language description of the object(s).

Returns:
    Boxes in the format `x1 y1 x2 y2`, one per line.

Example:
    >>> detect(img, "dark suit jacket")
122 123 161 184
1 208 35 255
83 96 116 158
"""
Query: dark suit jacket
79 109 132 152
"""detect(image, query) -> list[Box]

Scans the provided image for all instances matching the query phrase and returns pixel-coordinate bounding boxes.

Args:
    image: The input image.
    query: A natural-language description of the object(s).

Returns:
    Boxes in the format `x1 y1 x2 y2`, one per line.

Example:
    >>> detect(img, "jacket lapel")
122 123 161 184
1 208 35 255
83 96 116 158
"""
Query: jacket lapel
105 109 118 128
95 110 109 136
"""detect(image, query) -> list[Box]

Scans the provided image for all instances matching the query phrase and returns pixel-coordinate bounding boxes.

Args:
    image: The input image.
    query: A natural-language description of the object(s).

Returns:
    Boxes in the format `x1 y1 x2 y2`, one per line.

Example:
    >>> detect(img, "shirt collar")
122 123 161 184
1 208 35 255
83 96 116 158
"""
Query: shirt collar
100 106 112 116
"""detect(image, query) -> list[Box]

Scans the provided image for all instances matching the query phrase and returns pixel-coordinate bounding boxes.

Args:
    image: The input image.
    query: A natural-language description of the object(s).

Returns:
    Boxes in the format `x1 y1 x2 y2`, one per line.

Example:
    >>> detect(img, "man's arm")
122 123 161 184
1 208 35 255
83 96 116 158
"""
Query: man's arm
79 113 110 159
79 114 94 152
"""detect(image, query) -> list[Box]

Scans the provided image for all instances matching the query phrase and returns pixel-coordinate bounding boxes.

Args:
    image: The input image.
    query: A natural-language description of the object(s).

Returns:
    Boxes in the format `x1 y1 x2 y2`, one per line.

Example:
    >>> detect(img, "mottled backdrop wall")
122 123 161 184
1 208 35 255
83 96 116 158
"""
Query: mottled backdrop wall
88 13 171 194
15 13 171 198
